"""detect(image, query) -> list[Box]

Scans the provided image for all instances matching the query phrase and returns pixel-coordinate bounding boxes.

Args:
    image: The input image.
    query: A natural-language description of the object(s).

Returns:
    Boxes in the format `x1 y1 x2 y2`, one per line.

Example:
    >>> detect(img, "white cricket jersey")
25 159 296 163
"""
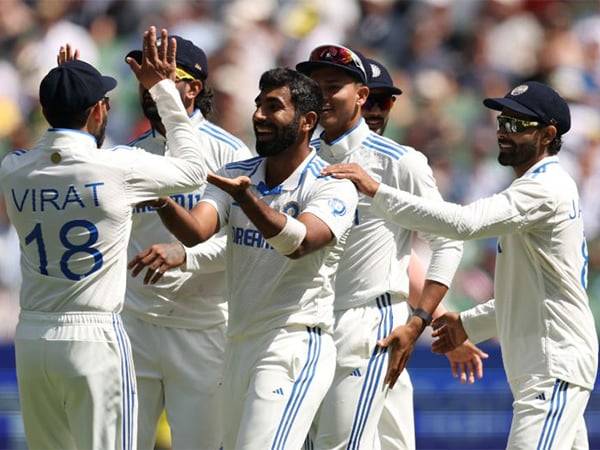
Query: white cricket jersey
0 80 206 314
372 155 598 390
122 112 251 330
313 120 462 310
201 149 358 338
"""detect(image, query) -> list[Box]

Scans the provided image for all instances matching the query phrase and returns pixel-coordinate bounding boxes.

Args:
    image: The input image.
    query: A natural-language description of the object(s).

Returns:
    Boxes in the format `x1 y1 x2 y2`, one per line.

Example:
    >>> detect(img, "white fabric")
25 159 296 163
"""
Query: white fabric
266 214 307 255
15 311 136 450
122 313 225 450
183 234 227 274
0 79 206 314
123 112 251 329
313 119 463 310
201 149 358 338
313 294 395 450
222 326 336 450
460 299 497 344
372 156 598 390
507 375 591 450
378 302 415 450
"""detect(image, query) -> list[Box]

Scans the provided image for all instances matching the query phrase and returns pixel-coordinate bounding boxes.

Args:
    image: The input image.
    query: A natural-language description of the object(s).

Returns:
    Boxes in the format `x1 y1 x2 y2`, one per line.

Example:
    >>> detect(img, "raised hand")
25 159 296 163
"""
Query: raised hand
126 26 176 90
207 172 252 202
321 163 380 197
444 340 489 384
57 43 80 65
127 242 187 284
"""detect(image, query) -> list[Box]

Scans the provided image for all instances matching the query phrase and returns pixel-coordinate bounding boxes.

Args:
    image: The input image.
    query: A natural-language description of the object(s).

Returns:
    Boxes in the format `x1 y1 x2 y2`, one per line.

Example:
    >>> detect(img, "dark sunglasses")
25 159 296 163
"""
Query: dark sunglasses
309 45 367 80
363 94 396 111
496 115 541 133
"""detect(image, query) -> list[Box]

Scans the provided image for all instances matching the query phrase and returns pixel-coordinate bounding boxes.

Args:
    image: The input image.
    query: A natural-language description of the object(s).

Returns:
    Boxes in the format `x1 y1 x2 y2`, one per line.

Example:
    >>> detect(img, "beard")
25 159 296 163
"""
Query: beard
93 115 108 148
497 138 538 167
363 113 389 136
254 114 301 157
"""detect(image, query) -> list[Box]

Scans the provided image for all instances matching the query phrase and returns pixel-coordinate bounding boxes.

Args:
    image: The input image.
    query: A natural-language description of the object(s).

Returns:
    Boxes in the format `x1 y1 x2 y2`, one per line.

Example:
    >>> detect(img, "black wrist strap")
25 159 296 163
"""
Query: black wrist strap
412 308 433 328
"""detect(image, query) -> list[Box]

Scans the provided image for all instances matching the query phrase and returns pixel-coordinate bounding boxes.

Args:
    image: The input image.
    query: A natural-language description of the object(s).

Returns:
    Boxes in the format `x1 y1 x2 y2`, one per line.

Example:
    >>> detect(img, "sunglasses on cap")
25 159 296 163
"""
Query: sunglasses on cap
175 67 196 82
309 45 368 80
363 94 395 111
496 115 541 133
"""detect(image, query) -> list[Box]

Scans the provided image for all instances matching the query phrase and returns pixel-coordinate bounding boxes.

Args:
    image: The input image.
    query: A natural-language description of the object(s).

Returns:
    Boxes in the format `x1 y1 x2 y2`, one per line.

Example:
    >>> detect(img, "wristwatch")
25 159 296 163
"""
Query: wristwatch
411 308 433 330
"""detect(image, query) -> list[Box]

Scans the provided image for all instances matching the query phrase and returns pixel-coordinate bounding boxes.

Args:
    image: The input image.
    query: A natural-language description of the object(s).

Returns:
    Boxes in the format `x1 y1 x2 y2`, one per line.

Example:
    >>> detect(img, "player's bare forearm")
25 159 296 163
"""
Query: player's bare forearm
414 279 449 320
235 189 288 238
155 197 218 246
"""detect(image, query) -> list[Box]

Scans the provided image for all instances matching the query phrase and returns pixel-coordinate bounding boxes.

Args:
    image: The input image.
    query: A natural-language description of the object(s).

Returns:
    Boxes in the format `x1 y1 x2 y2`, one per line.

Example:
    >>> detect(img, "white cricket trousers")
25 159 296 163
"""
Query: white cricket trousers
507 375 591 450
313 293 396 450
378 302 415 450
123 313 226 450
222 325 336 450
15 311 137 450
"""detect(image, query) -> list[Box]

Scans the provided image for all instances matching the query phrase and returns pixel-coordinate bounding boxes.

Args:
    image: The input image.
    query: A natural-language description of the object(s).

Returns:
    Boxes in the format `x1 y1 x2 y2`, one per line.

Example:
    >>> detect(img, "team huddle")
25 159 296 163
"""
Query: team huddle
0 25 596 450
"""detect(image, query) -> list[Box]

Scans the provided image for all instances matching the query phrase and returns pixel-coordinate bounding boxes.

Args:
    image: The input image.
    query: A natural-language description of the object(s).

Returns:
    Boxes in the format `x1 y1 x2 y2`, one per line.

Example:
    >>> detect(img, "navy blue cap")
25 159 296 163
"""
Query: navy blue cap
296 45 369 84
127 35 208 80
39 60 117 113
366 58 402 95
483 81 570 135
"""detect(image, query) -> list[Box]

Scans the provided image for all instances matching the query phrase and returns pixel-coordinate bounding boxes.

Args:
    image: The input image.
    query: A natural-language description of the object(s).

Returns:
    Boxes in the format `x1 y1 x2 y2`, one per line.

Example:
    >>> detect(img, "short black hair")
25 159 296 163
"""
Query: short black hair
548 135 562 155
42 105 92 129
258 68 323 126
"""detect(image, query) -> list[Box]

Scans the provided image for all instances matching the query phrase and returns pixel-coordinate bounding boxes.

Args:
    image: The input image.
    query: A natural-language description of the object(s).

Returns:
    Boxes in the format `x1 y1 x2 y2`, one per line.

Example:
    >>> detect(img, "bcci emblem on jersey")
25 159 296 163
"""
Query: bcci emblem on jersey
282 201 300 218
329 198 347 216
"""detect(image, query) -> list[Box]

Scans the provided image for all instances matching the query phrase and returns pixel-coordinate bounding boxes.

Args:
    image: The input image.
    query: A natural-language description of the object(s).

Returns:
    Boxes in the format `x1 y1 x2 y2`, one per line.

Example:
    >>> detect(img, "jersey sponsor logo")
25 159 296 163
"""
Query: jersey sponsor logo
273 388 284 396
329 198 347 216
282 201 300 218
232 226 273 250
10 182 104 213
350 368 362 377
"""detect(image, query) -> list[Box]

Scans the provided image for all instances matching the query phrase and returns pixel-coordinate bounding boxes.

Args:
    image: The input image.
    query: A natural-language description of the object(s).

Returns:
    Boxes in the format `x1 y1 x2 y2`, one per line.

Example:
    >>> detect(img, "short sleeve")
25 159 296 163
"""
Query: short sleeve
302 177 358 240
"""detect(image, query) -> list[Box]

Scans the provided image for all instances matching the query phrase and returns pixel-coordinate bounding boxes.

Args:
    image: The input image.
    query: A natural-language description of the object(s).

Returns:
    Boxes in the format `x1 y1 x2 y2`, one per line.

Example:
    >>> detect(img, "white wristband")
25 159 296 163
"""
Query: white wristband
266 215 307 255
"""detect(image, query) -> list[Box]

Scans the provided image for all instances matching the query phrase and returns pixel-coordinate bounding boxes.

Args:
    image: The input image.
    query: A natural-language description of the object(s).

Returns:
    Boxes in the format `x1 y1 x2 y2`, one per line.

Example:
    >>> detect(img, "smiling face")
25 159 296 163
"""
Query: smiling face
309 67 369 141
494 107 559 176
362 87 396 135
252 85 302 157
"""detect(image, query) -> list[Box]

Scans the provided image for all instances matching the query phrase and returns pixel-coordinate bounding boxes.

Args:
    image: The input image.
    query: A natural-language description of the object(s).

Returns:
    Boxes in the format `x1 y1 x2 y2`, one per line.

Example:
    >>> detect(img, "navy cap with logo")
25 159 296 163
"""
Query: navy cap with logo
483 81 571 135
296 44 369 84
366 58 402 95
39 60 117 113
126 35 208 80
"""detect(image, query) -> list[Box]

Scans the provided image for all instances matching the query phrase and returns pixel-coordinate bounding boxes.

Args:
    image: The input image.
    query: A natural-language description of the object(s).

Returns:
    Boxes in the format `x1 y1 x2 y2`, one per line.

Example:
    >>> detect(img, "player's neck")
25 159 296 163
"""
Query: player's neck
322 114 362 144
514 150 551 178
264 144 311 188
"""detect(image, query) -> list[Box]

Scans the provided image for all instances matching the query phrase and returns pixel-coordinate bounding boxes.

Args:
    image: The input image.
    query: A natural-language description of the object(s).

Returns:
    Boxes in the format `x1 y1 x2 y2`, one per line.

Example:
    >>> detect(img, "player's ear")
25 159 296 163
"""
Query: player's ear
356 84 370 107
541 124 557 147
302 111 318 134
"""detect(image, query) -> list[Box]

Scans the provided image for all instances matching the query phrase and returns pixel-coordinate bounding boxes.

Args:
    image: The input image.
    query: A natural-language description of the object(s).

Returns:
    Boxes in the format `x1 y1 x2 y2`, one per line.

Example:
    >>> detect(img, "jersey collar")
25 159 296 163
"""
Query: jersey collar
523 155 560 177
250 149 318 196
318 118 370 161
41 128 98 150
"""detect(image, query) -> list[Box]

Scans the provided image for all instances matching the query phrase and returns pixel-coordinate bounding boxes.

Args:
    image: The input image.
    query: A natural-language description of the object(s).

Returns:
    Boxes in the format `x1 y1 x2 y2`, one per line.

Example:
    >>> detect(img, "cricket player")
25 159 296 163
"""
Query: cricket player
128 68 358 449
323 81 598 450
363 57 487 450
121 35 251 450
0 28 209 450
296 45 478 449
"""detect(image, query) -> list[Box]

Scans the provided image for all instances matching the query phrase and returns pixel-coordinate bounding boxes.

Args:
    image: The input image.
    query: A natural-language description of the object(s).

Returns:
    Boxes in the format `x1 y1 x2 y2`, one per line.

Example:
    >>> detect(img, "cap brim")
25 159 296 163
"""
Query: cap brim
367 83 402 95
296 61 367 83
102 75 117 93
483 97 539 118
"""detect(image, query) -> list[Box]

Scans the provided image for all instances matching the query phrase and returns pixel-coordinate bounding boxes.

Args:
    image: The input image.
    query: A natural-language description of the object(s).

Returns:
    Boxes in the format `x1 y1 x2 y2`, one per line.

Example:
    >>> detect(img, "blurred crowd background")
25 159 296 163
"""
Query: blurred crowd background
0 0 599 448
2 0 600 340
